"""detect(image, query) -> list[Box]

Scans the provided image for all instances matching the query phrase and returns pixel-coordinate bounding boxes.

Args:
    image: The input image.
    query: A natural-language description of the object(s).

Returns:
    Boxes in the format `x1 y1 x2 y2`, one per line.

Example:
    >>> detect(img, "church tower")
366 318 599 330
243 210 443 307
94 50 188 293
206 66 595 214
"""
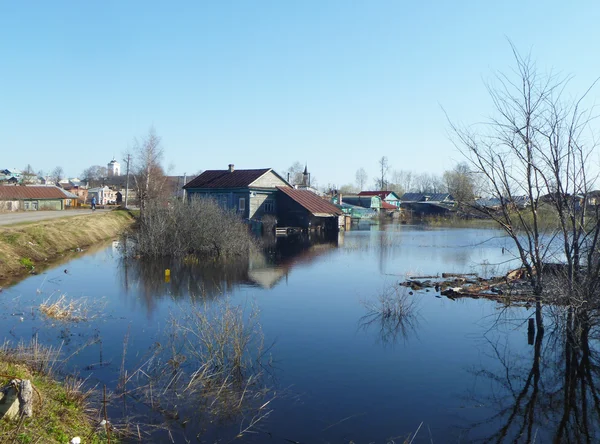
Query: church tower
107 158 121 177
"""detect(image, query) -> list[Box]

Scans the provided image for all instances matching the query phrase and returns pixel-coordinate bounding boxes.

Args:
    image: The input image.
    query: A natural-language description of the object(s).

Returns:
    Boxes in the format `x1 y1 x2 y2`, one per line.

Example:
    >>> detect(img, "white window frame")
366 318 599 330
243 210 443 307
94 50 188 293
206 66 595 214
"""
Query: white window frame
239 197 246 212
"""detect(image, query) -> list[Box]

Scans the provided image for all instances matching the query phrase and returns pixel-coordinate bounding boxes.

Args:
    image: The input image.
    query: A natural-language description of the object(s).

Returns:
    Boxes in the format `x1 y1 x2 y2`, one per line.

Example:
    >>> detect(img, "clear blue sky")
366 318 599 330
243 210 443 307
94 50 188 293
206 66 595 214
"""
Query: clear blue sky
1 1 599 187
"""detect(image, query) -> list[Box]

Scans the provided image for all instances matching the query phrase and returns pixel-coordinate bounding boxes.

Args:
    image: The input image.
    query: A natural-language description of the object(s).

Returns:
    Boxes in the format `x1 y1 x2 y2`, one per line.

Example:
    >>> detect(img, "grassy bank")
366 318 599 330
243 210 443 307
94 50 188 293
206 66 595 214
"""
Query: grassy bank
0 341 109 443
0 210 134 284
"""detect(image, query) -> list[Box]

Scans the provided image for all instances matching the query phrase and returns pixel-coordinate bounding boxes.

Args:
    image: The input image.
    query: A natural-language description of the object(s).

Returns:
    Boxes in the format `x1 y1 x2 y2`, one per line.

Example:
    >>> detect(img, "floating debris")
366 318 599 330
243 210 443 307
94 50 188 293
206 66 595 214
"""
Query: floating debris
400 267 536 304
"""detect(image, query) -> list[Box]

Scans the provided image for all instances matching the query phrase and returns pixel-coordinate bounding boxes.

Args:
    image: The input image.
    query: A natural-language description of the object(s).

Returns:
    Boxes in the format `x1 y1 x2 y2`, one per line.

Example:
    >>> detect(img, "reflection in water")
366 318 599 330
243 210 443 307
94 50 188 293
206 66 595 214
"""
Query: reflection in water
466 305 600 442
359 284 420 346
14 223 600 441
120 233 339 311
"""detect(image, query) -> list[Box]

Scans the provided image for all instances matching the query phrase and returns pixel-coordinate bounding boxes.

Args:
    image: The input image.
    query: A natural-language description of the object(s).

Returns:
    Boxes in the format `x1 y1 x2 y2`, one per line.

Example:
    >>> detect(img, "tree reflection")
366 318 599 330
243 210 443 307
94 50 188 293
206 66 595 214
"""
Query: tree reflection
465 304 600 442
118 234 339 312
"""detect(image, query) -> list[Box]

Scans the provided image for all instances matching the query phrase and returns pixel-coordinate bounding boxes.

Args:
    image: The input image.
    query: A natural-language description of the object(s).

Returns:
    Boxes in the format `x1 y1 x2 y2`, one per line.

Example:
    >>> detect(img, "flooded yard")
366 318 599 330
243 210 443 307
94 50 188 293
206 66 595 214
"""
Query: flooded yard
1 222 597 442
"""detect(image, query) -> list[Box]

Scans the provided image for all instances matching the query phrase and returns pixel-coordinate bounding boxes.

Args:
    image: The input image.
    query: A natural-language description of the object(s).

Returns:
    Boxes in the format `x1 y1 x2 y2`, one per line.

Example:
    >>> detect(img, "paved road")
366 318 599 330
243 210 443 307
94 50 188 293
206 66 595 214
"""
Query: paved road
0 209 111 226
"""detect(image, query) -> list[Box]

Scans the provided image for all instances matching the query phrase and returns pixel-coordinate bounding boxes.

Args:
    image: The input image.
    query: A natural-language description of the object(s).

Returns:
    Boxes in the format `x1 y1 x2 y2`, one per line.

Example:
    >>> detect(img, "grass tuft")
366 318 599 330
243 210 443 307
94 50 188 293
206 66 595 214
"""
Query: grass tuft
39 294 101 322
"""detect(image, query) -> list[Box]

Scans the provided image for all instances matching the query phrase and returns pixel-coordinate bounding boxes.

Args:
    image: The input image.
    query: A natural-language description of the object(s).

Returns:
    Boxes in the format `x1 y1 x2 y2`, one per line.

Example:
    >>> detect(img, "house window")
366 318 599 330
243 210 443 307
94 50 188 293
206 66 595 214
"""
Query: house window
264 199 274 213
239 198 246 212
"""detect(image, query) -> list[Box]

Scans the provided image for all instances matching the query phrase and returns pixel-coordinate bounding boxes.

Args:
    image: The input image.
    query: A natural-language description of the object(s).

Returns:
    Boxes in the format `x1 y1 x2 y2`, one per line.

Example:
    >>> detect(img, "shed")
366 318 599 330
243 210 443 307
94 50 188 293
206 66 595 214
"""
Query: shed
276 187 342 232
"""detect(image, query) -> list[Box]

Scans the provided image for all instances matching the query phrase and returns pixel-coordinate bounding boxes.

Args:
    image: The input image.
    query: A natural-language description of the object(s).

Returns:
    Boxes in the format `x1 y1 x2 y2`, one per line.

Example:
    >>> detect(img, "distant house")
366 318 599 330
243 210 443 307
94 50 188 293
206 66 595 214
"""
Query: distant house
336 202 377 219
337 194 382 212
0 169 22 184
358 191 401 208
276 187 342 231
400 192 455 216
0 186 72 211
475 196 531 211
183 165 290 220
56 187 80 208
88 186 117 205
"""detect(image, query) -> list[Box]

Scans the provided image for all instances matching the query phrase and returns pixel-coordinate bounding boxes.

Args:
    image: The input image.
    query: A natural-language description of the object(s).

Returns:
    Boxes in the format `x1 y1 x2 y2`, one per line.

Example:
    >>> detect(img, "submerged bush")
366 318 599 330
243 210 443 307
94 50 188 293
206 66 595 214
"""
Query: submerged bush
129 198 258 259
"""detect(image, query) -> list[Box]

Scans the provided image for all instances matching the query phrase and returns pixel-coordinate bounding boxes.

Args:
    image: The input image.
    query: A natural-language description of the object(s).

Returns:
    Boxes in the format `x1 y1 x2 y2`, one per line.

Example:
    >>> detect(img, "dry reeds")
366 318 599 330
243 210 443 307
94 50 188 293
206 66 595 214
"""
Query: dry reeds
39 294 98 322
121 298 275 437
0 337 61 374
361 284 420 344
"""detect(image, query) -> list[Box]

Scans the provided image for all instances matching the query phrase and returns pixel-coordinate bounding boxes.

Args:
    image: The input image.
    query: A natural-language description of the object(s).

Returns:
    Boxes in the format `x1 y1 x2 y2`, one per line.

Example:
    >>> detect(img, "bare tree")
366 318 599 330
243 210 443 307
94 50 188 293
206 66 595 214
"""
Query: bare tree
376 156 390 190
50 166 64 184
285 161 304 185
449 43 600 311
443 162 476 204
413 172 444 193
81 165 108 182
21 164 37 184
389 170 413 196
355 168 368 191
339 183 358 194
130 126 168 212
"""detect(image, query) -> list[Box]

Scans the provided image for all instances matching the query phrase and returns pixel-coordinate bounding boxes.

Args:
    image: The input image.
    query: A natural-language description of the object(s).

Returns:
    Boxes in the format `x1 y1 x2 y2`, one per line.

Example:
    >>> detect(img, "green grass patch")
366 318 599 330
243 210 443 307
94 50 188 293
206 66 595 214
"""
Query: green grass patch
19 257 34 270
0 341 112 443
0 232 20 245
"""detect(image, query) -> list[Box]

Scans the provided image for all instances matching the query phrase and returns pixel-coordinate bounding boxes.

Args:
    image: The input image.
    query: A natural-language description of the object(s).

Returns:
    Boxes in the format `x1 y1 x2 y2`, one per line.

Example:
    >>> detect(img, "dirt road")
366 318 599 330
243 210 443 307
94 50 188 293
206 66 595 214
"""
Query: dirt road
0 209 111 226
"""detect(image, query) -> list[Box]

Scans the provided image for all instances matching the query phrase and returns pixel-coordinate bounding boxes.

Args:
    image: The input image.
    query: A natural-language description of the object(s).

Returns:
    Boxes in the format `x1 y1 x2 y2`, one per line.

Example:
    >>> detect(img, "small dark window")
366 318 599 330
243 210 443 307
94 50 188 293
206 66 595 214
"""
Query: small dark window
264 199 274 213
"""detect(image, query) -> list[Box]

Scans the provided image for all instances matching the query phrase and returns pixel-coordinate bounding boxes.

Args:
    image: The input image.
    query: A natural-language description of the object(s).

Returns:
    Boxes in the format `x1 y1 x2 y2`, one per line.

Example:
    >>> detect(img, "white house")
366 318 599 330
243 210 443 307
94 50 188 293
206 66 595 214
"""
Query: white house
88 186 117 205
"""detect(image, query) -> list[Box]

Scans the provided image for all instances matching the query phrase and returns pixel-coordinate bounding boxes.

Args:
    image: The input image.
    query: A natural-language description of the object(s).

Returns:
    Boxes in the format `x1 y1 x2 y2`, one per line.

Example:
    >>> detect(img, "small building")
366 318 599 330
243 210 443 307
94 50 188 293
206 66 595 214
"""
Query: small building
0 186 71 211
337 194 382 212
358 191 401 208
56 188 80 209
88 186 117 205
476 195 531 211
400 192 455 216
183 164 290 220
336 202 377 219
276 187 342 231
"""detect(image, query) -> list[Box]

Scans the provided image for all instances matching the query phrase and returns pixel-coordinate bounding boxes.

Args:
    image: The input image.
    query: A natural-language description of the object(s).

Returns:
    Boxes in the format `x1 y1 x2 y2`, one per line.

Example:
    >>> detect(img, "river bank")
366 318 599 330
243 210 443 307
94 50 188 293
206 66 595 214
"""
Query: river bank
0 210 134 285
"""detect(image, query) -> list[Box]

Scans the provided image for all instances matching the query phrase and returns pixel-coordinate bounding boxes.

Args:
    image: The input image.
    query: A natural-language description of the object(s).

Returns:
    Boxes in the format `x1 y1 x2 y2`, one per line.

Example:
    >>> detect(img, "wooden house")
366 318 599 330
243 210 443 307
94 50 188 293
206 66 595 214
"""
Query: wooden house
337 194 382 212
400 192 456 216
358 191 401 208
276 187 343 232
0 186 71 211
183 165 290 220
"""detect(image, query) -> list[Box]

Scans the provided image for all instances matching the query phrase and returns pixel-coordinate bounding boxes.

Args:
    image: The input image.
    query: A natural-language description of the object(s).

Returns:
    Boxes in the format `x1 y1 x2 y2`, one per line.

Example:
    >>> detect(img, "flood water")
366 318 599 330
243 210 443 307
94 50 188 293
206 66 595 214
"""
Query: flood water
2 222 599 443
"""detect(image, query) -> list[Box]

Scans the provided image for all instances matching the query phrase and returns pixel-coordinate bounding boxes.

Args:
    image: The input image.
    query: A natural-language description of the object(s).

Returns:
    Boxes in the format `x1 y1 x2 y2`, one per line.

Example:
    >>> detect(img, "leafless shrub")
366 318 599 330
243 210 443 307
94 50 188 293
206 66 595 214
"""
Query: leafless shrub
129 198 258 259
261 214 277 234
361 284 420 344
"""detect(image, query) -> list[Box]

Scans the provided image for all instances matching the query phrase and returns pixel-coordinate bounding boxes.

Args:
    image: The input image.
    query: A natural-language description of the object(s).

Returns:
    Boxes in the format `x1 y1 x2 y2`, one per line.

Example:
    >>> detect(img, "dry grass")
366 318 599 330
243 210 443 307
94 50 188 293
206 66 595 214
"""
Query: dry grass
39 294 95 322
0 210 134 283
119 298 276 439
361 284 420 345
0 339 110 443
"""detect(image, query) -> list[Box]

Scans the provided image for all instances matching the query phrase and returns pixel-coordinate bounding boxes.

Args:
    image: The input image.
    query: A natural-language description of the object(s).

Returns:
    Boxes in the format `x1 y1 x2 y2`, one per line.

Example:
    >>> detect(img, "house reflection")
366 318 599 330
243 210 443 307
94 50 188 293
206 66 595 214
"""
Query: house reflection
120 232 338 312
